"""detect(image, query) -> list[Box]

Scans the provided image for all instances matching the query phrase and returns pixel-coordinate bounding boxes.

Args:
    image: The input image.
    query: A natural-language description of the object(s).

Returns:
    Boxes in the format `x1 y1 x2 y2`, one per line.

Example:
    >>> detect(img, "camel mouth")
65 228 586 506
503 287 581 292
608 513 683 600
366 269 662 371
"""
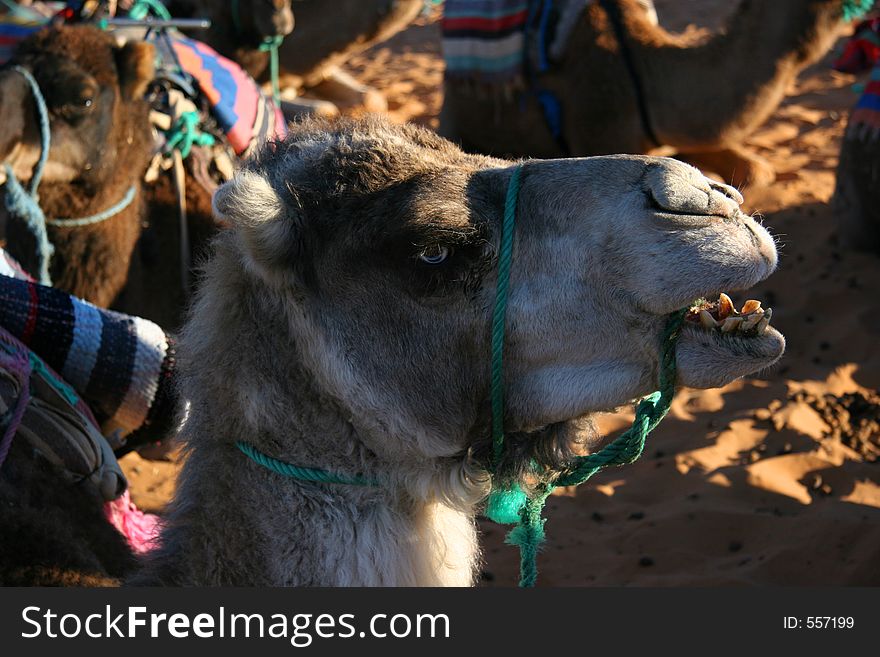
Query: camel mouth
684 293 774 337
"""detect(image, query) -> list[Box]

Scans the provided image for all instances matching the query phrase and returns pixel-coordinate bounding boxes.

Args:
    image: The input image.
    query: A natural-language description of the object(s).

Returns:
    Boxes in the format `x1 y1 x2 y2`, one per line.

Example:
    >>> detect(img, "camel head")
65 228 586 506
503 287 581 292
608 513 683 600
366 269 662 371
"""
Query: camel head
0 25 154 191
207 117 784 479
0 25 155 302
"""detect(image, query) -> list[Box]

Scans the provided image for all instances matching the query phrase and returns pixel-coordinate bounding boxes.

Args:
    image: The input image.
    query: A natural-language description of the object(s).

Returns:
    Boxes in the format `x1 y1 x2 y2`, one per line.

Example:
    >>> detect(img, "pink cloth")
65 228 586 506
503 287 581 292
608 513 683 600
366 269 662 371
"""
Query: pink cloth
103 490 161 554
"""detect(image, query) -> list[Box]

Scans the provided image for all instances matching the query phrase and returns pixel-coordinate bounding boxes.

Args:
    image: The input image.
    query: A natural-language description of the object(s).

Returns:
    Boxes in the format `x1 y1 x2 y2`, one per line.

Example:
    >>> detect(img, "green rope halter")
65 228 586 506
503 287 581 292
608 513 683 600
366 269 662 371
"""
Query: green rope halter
485 163 687 587
236 441 378 486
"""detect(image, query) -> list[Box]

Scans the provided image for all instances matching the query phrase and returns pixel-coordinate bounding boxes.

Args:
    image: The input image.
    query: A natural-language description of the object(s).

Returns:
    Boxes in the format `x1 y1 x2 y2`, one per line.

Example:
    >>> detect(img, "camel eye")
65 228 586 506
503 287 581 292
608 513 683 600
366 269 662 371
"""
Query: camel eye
418 245 451 265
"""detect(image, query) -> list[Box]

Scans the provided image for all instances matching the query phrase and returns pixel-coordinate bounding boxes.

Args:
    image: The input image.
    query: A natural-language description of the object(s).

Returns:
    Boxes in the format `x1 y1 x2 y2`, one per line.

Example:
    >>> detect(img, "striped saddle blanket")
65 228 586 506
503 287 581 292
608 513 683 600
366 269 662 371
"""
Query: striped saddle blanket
0 249 177 451
834 17 880 139
441 0 595 89
156 33 287 157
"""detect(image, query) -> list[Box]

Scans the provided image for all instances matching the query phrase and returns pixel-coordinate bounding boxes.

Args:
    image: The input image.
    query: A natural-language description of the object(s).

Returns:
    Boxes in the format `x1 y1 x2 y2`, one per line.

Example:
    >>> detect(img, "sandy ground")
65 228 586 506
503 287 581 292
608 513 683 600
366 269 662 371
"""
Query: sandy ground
121 2 880 586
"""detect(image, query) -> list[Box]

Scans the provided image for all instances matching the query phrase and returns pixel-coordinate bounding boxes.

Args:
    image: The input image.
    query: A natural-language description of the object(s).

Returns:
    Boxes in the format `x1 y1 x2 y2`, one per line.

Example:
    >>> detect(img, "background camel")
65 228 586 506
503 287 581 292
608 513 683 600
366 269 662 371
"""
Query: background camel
440 0 858 188
173 0 423 115
132 117 784 586
0 25 239 330
832 15 880 252
0 26 154 308
834 125 880 253
166 0 294 76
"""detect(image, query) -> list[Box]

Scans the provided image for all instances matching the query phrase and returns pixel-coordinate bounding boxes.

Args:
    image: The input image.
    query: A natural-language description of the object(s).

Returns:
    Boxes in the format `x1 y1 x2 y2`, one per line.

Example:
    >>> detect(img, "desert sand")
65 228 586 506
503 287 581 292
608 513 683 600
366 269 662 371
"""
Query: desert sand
120 1 880 586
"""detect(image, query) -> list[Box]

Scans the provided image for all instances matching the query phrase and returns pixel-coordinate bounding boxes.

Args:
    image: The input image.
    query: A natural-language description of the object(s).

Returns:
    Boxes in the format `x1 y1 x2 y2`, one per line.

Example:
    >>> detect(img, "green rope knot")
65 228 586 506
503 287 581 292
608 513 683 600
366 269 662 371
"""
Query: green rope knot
164 110 216 159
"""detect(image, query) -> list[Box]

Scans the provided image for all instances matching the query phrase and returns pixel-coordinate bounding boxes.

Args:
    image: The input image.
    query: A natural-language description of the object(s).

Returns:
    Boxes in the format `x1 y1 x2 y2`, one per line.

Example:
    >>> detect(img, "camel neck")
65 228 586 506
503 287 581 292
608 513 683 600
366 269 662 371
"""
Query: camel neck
632 0 844 144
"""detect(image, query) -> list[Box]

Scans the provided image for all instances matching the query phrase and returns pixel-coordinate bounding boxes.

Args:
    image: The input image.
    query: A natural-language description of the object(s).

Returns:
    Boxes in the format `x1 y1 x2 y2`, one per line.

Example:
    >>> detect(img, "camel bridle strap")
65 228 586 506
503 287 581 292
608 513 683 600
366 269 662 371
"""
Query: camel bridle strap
485 162 687 587
230 0 284 106
2 65 137 286
236 441 379 487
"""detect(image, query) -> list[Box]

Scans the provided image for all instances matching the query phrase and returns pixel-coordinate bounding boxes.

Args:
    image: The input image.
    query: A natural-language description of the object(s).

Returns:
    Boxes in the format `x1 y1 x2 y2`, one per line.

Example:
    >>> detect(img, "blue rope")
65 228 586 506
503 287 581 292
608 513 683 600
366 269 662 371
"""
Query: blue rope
1 66 141 285
236 441 379 487
48 185 138 228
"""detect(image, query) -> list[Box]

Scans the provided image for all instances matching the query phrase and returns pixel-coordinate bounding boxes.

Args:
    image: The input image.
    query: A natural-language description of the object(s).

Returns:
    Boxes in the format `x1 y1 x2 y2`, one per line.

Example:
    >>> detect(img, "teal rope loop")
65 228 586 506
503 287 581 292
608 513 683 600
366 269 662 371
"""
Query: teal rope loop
236 441 379 487
485 162 687 587
1 66 137 285
128 0 172 21
47 185 138 228
164 110 216 159
842 0 874 22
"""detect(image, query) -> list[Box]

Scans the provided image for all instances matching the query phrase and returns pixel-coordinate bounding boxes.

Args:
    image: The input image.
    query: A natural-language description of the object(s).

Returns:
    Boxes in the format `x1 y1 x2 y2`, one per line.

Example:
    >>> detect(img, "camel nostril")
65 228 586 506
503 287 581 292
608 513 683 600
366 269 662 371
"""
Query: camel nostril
710 180 744 205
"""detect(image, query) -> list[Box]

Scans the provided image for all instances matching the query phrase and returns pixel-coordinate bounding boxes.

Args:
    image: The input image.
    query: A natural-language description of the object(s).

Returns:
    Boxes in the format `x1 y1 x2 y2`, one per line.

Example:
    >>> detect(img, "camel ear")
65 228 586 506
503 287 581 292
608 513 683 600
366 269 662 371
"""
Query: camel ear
213 170 301 277
114 41 155 100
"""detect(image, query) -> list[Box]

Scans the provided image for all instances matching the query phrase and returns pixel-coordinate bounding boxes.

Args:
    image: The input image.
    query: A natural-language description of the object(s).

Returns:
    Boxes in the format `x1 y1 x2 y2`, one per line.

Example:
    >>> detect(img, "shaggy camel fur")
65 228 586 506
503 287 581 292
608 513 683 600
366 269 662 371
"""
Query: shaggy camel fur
440 0 853 188
0 25 221 330
132 117 785 586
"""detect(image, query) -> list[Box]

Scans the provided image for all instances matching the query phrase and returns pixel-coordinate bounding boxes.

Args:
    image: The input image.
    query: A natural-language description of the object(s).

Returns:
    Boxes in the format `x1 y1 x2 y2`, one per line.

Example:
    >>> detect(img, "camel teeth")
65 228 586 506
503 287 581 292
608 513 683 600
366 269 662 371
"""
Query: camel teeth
720 316 743 333
699 310 718 328
756 316 770 334
718 293 734 320
741 299 762 315
740 313 762 331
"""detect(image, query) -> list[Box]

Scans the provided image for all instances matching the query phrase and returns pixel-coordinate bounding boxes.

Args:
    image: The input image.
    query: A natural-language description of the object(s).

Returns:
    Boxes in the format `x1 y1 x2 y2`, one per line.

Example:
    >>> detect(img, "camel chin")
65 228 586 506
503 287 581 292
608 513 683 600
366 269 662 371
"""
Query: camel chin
676 319 785 390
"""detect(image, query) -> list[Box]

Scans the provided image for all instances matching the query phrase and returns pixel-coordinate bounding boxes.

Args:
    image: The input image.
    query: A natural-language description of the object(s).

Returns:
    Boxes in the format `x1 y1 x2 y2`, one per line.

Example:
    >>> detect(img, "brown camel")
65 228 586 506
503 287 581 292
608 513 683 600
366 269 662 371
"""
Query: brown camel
174 0 423 115
132 117 785 586
0 25 225 330
0 26 154 308
165 0 295 76
834 125 880 252
440 0 856 188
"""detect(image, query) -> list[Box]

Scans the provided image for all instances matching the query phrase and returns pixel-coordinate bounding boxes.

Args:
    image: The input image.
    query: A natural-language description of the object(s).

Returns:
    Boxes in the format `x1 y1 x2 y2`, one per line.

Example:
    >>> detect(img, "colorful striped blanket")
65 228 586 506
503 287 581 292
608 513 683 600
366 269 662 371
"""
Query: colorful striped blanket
442 0 592 88
834 17 880 140
442 0 531 87
0 2 60 64
0 250 177 450
157 33 288 158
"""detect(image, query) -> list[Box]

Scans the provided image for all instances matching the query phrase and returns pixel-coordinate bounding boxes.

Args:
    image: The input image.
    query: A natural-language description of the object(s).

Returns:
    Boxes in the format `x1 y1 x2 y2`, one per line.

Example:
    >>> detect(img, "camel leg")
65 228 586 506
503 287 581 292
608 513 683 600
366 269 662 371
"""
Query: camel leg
309 67 388 113
834 137 880 252
676 146 776 189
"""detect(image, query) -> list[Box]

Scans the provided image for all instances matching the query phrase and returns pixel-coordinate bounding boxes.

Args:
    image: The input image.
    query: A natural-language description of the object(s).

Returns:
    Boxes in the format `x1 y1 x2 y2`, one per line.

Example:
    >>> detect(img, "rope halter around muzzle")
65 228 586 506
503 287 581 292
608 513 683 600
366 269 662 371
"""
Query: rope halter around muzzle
1 65 137 286
485 162 687 587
